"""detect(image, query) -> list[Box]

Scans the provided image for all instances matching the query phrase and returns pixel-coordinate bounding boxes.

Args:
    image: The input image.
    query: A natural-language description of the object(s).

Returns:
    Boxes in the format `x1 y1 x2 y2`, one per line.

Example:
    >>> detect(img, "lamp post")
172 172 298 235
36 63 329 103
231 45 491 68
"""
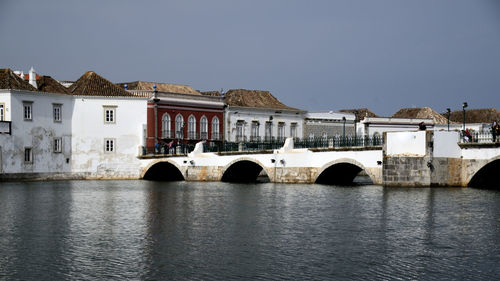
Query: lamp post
462 102 468 130
342 116 346 145
446 108 451 131
153 84 159 152
353 110 358 145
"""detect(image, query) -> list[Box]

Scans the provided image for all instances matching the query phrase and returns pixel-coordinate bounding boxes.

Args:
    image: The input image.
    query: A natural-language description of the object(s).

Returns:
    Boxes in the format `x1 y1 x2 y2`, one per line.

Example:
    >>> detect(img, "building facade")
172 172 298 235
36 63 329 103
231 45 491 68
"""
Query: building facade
119 81 224 152
224 89 305 142
304 111 356 140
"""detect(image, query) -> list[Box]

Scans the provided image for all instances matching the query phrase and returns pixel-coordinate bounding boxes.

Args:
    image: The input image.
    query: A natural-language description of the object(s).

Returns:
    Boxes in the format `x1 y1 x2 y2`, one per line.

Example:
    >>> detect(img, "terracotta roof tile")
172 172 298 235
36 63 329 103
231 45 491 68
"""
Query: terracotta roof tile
200 90 222 97
339 108 379 121
37 76 71 95
117 81 201 95
224 89 300 111
70 71 132 97
0 68 38 91
392 107 448 124
447 108 500 123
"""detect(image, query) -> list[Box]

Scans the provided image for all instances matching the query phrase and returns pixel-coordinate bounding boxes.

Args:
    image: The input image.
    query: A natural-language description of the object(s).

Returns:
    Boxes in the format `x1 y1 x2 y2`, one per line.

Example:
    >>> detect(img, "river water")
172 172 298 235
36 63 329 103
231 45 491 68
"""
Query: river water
0 180 498 280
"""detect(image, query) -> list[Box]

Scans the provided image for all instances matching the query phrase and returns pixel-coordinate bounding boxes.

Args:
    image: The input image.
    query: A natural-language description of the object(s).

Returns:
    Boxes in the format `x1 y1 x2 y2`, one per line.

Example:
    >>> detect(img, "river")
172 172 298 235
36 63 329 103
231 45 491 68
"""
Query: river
0 180 498 280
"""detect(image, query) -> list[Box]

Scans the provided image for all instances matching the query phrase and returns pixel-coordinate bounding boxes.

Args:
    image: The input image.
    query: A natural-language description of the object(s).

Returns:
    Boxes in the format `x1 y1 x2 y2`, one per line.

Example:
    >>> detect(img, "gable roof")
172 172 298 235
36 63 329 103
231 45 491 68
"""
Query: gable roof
37 76 71 95
224 89 300 111
0 68 38 91
339 108 379 121
447 108 500 123
392 107 448 124
117 81 201 95
69 71 132 97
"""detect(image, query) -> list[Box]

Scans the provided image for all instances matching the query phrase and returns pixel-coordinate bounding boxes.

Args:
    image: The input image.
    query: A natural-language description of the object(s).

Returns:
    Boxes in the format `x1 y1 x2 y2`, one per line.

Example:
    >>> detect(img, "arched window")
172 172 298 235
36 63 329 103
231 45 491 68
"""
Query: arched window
200 116 208 139
162 113 171 138
212 116 220 140
175 114 184 139
188 115 196 139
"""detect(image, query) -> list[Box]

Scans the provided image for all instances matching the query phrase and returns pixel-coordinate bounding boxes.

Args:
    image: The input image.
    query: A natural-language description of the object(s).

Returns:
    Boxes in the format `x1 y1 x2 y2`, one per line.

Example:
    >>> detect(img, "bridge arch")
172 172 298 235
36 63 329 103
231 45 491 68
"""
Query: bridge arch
141 159 185 181
467 156 500 188
221 157 270 183
315 158 374 185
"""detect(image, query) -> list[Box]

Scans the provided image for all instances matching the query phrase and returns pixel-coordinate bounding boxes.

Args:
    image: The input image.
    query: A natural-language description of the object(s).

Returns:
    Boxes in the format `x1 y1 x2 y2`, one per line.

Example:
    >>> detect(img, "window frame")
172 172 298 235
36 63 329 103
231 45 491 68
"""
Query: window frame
53 137 62 153
104 138 115 153
188 115 196 139
211 116 220 140
0 103 4 121
24 147 33 163
175 114 184 139
162 113 171 138
53 103 62 123
23 101 33 121
200 116 208 140
103 105 117 124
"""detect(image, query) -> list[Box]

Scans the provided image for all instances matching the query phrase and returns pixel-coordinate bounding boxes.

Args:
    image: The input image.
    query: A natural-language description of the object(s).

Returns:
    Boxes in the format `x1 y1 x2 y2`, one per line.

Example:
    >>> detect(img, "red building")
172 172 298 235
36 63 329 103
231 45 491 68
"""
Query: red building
119 81 224 151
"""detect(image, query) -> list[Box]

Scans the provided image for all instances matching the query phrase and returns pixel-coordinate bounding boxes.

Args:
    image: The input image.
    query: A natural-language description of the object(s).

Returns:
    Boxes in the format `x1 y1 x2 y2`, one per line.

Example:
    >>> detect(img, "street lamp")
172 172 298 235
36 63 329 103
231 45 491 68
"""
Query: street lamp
446 108 451 131
153 84 159 152
462 102 468 130
342 116 346 144
353 110 358 145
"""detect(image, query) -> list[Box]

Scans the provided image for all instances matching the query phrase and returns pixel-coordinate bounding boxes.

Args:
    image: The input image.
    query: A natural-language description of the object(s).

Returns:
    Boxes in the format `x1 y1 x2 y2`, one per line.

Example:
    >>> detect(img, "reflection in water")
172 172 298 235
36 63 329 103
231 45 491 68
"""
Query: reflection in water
0 181 498 280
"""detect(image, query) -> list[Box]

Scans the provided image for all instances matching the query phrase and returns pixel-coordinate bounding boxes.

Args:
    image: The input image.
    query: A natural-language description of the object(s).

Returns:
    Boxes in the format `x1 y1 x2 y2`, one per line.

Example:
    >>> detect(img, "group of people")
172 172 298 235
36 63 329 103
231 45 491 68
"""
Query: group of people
492 121 500 142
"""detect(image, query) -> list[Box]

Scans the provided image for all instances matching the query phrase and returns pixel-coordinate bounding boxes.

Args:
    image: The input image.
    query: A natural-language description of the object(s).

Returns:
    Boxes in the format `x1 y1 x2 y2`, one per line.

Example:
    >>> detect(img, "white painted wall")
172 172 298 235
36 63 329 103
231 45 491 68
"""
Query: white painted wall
386 131 427 156
0 90 73 174
71 96 147 177
225 107 304 142
433 131 461 158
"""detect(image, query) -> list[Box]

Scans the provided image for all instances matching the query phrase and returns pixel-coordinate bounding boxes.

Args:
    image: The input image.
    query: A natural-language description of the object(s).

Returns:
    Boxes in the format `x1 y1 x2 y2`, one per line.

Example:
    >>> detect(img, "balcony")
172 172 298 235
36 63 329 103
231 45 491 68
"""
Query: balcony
0 121 11 135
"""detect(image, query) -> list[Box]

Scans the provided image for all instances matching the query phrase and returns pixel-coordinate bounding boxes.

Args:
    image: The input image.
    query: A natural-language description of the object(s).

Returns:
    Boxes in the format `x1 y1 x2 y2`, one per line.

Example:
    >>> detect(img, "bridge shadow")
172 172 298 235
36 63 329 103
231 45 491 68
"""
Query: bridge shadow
468 159 500 188
221 160 270 183
316 163 372 186
143 162 184 181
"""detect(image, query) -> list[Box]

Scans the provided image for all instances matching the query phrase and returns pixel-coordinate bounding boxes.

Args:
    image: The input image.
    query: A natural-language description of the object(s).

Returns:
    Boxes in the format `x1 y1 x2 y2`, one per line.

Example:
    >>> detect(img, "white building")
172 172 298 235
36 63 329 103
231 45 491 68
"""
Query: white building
223 89 305 142
0 69 148 179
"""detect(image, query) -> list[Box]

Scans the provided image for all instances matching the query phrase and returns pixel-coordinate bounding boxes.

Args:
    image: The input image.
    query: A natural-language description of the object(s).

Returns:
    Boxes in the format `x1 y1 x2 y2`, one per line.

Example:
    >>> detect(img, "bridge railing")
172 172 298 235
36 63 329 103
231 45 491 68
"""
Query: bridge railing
460 131 498 143
140 135 385 156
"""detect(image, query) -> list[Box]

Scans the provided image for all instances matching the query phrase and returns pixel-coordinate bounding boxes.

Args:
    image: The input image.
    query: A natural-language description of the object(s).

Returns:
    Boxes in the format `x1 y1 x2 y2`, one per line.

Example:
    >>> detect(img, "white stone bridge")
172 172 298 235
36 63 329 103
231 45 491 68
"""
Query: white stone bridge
139 131 500 188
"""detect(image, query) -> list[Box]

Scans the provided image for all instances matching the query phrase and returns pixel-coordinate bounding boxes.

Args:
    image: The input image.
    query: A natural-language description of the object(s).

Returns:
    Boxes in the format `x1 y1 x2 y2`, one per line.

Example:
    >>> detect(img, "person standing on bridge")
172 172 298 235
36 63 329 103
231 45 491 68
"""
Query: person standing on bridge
492 121 500 142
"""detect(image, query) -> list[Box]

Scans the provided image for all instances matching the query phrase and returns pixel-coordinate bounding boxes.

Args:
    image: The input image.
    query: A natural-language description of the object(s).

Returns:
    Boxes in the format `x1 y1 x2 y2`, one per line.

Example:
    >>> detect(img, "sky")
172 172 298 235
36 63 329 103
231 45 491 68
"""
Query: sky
1 0 499 116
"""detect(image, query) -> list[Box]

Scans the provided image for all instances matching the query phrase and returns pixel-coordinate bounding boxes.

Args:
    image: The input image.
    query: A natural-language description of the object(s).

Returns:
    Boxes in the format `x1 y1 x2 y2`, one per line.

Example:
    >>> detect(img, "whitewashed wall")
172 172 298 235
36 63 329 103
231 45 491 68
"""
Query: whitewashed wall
71 96 147 178
386 131 427 156
0 90 73 174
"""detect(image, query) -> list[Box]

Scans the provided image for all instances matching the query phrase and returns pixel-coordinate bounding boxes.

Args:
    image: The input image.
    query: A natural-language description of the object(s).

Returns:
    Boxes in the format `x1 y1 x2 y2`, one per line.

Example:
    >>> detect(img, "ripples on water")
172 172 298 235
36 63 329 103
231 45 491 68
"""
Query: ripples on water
0 180 498 280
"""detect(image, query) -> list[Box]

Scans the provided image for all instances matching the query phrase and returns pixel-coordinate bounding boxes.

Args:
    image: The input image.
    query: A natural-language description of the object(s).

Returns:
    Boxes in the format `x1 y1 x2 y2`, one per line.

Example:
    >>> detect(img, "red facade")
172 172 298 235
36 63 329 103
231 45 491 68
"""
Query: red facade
146 99 224 149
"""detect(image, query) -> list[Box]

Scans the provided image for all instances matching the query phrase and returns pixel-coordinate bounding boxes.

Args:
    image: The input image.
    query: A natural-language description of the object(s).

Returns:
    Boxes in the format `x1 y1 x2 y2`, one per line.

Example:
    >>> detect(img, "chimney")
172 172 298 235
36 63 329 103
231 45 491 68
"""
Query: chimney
29 67 37 88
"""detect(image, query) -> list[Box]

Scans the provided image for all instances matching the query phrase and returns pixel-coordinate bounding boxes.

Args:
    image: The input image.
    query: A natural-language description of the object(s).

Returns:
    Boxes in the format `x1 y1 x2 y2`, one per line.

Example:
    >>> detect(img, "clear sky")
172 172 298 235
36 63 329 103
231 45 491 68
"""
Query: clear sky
1 0 499 116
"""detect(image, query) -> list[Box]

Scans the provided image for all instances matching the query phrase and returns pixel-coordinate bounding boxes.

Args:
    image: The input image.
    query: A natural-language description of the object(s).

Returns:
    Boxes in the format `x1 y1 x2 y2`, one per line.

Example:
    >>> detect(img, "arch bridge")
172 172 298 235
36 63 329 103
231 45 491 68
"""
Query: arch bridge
140 132 500 188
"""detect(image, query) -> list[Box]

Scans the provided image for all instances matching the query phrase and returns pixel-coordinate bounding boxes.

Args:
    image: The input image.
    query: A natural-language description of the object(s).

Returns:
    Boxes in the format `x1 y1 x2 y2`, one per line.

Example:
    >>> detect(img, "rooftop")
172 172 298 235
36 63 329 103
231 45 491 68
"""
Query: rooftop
70 71 132 97
117 81 201 95
224 89 301 111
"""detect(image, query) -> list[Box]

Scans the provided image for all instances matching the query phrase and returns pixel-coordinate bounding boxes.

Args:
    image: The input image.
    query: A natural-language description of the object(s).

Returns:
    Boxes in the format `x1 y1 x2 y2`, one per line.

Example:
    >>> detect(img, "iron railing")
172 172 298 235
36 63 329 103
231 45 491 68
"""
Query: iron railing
140 135 384 156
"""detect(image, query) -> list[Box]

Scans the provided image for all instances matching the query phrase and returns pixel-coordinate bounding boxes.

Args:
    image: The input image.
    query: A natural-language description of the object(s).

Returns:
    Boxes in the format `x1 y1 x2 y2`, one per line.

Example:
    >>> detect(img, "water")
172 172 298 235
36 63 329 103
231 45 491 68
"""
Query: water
0 180 498 280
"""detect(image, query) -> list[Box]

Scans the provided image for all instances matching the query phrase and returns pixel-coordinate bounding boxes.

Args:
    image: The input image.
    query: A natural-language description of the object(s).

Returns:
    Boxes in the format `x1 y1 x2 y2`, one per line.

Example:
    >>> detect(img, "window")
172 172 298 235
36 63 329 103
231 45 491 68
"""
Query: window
200 116 208 139
23 101 33 121
53 104 62 122
251 121 260 141
24 147 32 163
162 114 171 138
104 139 115 152
236 120 244 142
103 106 117 124
188 115 196 139
53 138 62 153
290 123 297 138
309 133 315 140
175 114 184 139
212 116 220 140
278 122 285 141
322 132 328 140
265 122 272 141
0 103 4 121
